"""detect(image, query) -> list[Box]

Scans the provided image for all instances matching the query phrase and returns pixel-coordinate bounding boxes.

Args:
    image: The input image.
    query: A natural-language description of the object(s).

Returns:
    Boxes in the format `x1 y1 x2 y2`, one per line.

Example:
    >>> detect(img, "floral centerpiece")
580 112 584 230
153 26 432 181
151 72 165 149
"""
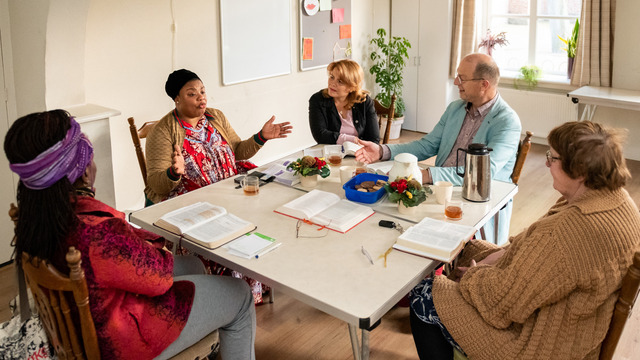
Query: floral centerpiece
384 176 430 213
287 155 330 187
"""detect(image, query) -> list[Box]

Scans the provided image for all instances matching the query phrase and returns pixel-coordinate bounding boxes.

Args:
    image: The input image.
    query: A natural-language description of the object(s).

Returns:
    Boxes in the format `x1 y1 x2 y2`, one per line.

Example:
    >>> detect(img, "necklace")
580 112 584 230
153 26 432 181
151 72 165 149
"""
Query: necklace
75 187 95 198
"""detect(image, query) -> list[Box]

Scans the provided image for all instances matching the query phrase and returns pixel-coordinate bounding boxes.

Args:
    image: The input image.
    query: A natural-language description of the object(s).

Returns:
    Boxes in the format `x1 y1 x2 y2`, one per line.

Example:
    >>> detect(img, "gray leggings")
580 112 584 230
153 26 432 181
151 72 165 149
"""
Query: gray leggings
154 255 256 360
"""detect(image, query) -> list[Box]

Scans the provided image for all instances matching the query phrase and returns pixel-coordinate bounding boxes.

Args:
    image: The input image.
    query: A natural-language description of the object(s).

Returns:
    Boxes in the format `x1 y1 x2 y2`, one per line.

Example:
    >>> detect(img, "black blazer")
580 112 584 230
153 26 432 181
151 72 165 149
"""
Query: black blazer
308 90 380 144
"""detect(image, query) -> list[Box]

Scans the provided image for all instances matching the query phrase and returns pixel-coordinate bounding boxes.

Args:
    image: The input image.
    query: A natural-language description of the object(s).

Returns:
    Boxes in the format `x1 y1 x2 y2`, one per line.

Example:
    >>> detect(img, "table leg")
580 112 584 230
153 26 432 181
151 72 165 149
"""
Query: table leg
580 104 597 121
348 324 361 360
361 329 370 360
493 213 499 245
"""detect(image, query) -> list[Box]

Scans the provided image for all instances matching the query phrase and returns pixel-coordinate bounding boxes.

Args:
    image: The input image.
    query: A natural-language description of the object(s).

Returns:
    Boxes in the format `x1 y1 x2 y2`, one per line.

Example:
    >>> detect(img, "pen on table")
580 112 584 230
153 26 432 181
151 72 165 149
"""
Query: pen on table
255 243 282 259
361 246 374 265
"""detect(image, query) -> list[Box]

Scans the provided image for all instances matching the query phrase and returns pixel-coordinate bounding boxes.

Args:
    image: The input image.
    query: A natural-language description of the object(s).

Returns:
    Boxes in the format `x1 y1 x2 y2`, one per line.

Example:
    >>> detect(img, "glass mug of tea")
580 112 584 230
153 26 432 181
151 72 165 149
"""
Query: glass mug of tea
445 198 463 220
241 175 260 196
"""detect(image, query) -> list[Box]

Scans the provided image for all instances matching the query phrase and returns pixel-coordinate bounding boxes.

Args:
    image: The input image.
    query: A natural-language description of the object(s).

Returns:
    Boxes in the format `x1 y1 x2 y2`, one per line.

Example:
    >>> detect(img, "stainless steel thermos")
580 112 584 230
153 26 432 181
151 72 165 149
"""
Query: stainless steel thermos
456 143 492 202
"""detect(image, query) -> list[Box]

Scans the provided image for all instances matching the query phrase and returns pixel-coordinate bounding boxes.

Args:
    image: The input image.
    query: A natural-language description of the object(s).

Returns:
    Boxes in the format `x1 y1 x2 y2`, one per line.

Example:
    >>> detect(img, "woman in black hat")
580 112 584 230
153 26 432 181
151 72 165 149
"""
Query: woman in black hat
144 69 292 205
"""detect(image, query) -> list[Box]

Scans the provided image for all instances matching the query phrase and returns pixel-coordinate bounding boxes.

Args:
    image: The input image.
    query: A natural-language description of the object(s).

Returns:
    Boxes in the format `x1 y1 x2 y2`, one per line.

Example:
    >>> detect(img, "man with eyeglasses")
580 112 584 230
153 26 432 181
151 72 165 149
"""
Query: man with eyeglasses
356 53 521 245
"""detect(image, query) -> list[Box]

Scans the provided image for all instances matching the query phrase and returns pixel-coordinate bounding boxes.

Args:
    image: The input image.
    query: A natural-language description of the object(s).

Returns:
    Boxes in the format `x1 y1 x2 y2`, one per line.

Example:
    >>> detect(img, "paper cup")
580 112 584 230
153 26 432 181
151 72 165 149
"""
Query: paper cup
339 166 356 184
433 181 453 205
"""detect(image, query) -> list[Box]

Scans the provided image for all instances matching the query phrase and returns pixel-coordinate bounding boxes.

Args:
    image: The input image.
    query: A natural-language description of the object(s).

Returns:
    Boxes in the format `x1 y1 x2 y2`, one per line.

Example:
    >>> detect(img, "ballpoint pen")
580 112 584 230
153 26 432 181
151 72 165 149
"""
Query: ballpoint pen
255 242 282 259
361 246 374 265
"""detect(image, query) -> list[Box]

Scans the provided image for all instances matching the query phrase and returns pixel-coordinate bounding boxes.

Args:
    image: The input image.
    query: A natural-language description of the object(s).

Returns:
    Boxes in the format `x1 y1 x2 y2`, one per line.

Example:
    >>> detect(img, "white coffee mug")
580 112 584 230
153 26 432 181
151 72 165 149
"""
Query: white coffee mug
339 166 356 184
433 181 453 205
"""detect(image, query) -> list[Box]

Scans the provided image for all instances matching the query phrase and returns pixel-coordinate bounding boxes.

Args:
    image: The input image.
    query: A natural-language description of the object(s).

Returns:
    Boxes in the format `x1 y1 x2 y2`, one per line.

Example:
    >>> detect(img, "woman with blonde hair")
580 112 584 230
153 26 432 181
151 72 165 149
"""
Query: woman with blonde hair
308 59 379 144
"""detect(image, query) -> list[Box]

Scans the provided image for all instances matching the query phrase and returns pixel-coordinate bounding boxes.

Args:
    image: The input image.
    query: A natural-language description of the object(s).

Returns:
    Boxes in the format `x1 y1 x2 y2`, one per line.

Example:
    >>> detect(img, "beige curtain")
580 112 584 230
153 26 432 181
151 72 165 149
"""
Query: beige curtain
449 0 477 77
571 0 616 86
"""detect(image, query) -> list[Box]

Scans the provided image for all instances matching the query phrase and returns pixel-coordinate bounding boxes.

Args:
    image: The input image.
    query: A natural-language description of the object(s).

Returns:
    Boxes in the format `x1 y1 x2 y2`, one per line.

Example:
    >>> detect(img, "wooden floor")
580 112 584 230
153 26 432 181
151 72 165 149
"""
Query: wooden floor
1 129 639 359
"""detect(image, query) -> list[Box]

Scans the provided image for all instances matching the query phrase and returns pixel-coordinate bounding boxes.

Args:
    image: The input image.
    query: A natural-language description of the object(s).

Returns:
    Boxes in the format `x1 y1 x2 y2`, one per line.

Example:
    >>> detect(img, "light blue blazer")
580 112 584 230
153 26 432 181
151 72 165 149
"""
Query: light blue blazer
389 95 522 185
389 95 522 244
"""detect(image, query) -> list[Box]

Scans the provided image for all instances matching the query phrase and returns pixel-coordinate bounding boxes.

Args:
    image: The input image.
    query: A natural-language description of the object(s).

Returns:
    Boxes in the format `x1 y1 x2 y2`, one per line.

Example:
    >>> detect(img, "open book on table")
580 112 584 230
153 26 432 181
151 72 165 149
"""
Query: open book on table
154 202 256 249
261 159 300 186
274 189 374 233
342 141 363 156
393 217 475 263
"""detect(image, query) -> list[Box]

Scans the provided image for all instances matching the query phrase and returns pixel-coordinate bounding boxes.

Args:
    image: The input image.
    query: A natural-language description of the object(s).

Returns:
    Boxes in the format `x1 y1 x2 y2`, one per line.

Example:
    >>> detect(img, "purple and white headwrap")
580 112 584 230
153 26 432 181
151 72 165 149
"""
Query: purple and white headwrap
9 117 94 190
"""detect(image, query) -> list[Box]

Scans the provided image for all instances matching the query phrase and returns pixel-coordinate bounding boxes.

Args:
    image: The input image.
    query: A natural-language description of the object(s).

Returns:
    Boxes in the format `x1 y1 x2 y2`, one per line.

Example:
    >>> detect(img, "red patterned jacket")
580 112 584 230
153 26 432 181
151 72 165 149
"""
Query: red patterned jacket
60 196 194 359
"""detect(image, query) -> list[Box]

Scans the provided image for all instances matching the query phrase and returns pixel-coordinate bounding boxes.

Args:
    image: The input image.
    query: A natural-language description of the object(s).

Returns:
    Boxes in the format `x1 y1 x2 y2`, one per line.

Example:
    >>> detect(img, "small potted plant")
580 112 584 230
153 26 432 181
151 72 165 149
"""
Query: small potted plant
369 28 411 139
384 176 431 215
514 65 541 90
558 19 579 79
286 155 330 188
478 29 509 57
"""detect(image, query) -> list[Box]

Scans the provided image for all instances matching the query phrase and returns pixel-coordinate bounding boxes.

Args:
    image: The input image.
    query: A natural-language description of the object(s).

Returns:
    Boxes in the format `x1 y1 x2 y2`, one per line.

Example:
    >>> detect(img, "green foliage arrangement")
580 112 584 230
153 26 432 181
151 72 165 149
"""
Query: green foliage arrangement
384 176 431 207
514 65 542 90
286 156 330 178
369 28 411 117
558 19 579 59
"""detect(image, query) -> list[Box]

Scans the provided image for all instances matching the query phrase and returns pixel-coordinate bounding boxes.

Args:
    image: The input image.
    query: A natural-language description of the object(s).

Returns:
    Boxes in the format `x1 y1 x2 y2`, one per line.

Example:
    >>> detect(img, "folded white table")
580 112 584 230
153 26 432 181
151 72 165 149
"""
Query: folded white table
130 153 518 360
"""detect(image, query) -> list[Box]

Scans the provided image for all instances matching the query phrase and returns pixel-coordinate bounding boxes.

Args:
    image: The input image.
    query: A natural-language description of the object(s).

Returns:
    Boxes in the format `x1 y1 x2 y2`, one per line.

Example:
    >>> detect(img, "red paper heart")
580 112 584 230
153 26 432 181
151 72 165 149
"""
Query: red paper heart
306 4 316 10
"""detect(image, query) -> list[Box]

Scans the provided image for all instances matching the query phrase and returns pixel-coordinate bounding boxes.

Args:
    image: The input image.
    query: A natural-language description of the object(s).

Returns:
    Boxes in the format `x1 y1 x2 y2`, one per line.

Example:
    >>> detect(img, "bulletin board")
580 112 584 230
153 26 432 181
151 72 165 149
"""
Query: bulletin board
220 0 291 85
300 0 352 71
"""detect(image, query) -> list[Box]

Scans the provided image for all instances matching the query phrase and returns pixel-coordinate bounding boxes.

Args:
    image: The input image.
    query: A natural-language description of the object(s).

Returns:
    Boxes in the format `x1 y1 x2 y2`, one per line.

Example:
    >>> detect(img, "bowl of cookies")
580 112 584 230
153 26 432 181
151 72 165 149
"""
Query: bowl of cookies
342 173 389 204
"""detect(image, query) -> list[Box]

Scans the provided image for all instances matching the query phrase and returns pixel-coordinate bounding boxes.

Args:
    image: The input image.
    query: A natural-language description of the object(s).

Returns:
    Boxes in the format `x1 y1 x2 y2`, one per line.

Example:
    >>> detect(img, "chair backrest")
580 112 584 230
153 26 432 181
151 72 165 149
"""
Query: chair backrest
510 130 533 185
373 94 397 144
599 251 640 360
128 117 158 187
22 246 101 360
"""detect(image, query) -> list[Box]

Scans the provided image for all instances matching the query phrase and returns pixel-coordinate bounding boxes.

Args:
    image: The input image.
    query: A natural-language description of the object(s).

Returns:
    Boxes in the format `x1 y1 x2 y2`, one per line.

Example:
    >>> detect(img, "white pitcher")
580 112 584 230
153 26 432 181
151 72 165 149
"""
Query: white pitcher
388 153 422 183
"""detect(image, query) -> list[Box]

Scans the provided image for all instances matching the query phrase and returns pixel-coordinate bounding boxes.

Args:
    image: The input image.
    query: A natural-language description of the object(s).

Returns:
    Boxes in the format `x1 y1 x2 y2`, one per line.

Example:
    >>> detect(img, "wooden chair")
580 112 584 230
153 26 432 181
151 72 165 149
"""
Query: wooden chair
22 247 101 360
600 251 640 360
373 94 396 144
511 130 533 185
128 117 158 187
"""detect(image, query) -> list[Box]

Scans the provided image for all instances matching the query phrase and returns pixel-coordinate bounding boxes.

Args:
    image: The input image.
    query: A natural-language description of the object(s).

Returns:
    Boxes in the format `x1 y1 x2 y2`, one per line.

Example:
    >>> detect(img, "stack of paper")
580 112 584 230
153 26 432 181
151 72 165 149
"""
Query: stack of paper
227 233 280 259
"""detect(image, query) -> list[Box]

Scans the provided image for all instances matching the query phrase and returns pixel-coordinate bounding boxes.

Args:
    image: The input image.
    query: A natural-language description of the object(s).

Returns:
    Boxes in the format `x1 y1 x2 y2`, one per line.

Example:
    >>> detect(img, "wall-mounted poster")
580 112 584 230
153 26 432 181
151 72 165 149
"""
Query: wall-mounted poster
300 0 351 71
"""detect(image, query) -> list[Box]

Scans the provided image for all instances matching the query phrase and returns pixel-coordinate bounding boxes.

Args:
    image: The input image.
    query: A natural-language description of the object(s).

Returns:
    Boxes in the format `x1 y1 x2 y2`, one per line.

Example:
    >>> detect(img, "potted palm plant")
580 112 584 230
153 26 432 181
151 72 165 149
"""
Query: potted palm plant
558 19 579 79
369 28 411 139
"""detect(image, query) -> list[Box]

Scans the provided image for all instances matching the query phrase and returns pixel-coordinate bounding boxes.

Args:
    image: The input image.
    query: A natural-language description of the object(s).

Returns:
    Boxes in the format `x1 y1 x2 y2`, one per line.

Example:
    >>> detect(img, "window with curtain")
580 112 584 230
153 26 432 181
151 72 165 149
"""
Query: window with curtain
480 0 581 81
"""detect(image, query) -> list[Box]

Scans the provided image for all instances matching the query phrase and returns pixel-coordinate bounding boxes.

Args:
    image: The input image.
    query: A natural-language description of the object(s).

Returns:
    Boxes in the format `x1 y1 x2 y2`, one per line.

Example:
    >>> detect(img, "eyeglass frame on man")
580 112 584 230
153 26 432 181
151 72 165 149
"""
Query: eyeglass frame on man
546 150 562 165
455 74 485 84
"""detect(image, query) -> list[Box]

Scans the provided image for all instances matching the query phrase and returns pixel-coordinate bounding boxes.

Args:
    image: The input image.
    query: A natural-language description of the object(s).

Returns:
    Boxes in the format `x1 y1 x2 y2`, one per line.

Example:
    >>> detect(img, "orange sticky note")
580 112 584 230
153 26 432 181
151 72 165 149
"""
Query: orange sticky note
339 25 351 39
303 37 314 60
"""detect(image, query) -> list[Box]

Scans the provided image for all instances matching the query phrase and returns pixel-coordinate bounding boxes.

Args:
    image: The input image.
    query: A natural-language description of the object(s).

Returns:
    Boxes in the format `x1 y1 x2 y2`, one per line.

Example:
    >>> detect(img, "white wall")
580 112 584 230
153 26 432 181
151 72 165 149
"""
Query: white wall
8 0 48 115
79 0 378 210
605 0 640 160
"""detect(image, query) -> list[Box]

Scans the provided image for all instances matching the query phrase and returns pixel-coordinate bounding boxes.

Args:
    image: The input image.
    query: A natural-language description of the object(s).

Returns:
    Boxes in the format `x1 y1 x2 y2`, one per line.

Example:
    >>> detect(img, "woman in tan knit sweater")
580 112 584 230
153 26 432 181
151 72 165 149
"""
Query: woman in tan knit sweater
144 69 292 205
144 69 292 305
410 121 640 360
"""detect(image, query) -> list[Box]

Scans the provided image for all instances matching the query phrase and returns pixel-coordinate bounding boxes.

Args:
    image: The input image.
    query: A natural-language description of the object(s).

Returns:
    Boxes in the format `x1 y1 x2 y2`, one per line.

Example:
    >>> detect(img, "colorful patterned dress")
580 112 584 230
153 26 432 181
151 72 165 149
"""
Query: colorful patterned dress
167 113 268 304
62 196 194 360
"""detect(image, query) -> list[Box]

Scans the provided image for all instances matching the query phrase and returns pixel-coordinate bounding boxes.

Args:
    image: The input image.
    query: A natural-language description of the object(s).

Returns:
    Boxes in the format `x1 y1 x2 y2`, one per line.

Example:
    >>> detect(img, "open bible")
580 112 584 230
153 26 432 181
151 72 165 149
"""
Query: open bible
274 189 374 233
393 217 476 263
154 202 256 249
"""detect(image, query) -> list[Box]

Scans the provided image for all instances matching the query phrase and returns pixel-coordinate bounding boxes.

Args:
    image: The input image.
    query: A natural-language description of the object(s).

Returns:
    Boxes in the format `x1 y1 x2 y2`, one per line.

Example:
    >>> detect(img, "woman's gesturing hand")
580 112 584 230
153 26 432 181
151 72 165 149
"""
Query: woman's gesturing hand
261 116 293 140
172 144 185 175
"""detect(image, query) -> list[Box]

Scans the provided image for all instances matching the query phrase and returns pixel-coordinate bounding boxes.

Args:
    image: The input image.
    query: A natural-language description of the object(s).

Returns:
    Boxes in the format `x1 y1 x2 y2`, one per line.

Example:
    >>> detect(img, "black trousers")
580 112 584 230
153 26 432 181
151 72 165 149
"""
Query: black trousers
410 309 454 360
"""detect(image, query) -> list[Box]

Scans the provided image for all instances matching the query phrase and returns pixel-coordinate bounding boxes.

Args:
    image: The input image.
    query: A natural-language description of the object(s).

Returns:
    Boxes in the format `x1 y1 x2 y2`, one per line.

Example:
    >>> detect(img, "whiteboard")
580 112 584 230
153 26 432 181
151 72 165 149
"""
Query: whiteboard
220 0 291 85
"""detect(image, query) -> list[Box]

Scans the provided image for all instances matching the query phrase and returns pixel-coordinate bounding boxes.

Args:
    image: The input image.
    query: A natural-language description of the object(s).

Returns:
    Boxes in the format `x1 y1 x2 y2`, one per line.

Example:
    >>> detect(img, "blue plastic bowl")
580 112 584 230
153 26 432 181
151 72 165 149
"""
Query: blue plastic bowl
343 173 389 204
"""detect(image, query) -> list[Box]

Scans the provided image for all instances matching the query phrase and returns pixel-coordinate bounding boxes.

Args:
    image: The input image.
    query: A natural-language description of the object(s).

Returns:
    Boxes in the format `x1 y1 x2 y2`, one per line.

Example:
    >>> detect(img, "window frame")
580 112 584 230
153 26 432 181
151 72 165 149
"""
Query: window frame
479 0 580 87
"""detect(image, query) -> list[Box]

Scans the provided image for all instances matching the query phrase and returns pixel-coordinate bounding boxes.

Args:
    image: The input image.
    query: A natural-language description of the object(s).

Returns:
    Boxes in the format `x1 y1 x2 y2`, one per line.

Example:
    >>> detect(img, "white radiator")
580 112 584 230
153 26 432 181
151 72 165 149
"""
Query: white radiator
499 88 578 141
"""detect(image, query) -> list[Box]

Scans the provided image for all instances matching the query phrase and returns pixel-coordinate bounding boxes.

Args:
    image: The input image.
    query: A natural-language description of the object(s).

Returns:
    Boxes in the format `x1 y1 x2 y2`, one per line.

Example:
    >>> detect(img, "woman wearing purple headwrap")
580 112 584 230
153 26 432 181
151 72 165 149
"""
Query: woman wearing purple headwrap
5 110 256 360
